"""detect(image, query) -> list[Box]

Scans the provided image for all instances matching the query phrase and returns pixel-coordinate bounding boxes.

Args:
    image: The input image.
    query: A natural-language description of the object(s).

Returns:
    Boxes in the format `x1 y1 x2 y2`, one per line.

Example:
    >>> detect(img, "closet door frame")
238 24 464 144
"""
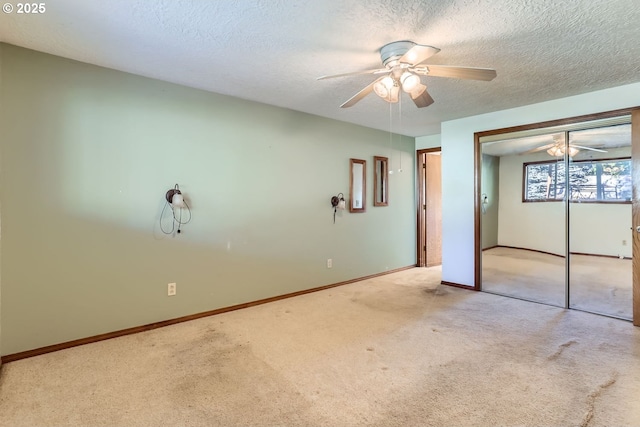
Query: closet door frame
474 107 640 325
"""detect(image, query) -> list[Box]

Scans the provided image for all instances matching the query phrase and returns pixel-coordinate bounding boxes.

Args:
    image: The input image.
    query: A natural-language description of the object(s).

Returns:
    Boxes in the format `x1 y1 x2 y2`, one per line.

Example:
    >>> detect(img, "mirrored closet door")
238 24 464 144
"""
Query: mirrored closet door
480 133 567 308
479 116 633 320
567 124 633 319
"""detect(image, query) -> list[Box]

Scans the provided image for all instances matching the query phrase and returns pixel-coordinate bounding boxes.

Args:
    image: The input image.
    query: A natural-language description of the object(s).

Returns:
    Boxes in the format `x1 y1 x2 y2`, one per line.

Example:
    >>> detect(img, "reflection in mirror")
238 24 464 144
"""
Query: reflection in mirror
481 134 567 307
374 156 388 206
480 118 633 320
350 158 366 212
567 124 632 319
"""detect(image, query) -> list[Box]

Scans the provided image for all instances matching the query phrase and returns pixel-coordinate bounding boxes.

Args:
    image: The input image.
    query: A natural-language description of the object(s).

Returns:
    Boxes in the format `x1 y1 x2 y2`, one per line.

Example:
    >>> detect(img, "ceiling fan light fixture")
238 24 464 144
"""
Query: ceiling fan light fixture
409 83 427 98
547 146 563 157
373 76 395 99
373 81 389 98
546 145 580 157
400 71 420 93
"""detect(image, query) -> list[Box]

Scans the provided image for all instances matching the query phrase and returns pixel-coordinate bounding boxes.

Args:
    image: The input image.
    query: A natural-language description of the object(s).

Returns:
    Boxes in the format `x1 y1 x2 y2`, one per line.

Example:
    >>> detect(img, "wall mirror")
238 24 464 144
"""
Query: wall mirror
349 158 366 212
373 156 389 206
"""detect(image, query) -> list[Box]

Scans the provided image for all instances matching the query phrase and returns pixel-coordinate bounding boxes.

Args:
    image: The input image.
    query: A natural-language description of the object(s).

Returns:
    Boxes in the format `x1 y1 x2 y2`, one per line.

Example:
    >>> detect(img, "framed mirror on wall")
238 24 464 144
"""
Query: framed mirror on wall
374 156 389 206
350 158 366 212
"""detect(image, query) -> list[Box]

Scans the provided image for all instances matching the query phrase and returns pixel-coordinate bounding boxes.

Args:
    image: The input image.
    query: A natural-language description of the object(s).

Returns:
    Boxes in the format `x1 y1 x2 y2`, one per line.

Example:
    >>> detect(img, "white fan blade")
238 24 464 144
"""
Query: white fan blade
399 44 440 65
413 65 497 81
317 68 389 80
410 88 435 108
340 77 384 108
571 145 607 153
522 143 556 155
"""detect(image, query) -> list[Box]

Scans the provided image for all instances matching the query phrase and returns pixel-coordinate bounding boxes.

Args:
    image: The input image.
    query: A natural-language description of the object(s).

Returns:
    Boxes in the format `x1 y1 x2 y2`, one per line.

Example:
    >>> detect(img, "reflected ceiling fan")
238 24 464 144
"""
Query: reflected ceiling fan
317 40 497 108
523 135 607 157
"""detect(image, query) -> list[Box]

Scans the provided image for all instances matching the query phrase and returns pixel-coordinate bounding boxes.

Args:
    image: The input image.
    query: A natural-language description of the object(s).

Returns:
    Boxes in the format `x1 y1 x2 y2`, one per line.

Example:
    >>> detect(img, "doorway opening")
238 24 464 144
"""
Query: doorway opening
417 148 442 267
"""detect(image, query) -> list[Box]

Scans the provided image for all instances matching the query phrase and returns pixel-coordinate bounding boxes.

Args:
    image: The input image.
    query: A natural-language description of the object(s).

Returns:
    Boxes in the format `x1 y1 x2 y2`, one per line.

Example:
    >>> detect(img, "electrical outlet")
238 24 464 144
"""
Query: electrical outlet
622 240 627 246
168 282 176 296
327 259 332 268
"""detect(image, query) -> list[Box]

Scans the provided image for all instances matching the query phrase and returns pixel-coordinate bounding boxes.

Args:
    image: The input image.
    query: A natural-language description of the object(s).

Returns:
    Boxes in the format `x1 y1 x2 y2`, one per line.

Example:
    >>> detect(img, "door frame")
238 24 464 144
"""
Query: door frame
632 110 640 326
474 107 640 325
416 147 441 267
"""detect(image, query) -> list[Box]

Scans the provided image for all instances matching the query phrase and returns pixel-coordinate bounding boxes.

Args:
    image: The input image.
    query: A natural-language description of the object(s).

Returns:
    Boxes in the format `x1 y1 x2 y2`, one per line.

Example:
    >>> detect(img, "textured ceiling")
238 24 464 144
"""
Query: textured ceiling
2 0 640 137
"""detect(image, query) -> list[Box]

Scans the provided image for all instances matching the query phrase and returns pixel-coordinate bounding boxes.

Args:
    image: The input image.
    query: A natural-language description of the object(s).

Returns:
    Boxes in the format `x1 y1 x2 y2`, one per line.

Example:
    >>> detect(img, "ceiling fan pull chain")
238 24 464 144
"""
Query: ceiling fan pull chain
389 100 394 174
398 95 403 172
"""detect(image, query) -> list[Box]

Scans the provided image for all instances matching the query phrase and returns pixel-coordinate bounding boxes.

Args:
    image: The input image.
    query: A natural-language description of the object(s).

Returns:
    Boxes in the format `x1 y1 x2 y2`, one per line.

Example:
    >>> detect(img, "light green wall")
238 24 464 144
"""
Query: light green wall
415 134 441 150
0 44 416 355
481 154 499 249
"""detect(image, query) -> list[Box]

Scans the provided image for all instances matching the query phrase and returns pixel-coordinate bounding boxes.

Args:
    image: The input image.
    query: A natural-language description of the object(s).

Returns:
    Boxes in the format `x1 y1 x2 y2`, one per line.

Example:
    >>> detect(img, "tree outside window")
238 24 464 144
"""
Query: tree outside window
524 158 631 202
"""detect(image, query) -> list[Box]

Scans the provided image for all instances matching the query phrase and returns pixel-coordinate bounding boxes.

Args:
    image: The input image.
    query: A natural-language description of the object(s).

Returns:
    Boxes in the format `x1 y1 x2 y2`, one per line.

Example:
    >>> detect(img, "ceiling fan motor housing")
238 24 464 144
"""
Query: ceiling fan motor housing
380 40 416 66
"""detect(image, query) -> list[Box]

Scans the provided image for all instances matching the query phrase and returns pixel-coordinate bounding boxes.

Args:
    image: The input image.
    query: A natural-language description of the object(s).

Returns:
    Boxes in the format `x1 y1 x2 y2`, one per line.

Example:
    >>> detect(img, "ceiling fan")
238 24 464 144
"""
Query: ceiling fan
523 135 607 157
317 40 497 108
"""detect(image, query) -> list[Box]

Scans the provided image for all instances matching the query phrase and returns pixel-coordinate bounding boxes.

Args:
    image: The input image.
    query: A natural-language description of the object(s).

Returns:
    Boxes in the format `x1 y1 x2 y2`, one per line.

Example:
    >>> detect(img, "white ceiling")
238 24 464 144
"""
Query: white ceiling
2 0 640 137
482 123 632 157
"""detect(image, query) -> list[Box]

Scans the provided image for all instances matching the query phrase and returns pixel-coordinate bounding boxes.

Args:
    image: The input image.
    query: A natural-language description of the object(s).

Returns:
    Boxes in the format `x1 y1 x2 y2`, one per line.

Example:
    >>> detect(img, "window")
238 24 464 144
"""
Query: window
523 158 632 202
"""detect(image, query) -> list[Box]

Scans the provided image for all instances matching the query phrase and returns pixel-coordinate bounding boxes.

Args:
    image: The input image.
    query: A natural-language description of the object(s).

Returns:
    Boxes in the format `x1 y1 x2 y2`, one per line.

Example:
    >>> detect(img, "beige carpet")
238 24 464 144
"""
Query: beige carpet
482 247 632 319
1 266 639 427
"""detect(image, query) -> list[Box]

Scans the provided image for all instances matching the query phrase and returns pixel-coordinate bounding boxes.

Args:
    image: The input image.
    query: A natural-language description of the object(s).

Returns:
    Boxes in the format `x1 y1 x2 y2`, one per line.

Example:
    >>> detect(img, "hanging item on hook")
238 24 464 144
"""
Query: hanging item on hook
161 184 192 235
331 193 346 223
481 193 489 214
166 184 186 208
